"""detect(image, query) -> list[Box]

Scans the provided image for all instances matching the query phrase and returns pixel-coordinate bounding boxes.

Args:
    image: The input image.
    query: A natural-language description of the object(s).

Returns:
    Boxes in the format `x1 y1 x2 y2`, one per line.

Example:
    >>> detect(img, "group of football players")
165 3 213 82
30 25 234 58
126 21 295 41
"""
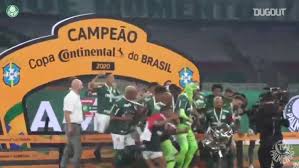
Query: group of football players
88 73 248 168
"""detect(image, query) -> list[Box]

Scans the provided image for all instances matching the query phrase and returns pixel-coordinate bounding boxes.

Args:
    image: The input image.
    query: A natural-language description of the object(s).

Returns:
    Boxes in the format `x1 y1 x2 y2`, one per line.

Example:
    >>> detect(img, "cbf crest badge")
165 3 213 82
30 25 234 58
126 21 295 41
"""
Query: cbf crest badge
179 67 193 88
284 95 299 132
3 63 20 87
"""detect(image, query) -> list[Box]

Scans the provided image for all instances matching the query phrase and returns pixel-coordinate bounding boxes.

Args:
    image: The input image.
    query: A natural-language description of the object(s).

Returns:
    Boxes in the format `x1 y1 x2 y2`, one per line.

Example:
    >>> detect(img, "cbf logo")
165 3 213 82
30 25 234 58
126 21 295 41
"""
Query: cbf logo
3 63 21 87
179 67 193 87
271 140 294 165
253 8 286 17
284 95 299 131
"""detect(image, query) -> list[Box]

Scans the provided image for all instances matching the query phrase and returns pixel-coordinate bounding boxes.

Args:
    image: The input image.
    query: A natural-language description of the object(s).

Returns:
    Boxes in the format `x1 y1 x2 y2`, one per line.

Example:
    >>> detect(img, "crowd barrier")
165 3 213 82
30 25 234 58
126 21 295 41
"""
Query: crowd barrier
0 133 298 167
1 133 299 144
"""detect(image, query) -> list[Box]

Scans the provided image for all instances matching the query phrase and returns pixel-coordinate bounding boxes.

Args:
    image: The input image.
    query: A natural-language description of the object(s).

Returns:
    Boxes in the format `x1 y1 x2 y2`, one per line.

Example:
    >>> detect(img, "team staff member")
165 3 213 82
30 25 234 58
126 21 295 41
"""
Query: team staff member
60 79 84 168
205 96 233 168
89 73 120 160
109 86 141 168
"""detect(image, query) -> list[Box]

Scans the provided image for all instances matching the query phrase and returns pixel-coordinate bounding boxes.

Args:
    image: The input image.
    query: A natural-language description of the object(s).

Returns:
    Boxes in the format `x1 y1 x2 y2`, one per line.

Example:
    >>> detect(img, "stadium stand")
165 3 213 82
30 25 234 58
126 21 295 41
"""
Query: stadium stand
1 17 299 84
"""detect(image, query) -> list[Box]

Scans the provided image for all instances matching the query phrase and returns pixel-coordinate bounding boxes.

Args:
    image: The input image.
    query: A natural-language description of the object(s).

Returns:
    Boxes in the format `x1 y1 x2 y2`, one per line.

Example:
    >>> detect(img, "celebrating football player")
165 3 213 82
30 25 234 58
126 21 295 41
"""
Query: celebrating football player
205 96 234 168
89 73 120 160
175 82 199 168
109 85 142 168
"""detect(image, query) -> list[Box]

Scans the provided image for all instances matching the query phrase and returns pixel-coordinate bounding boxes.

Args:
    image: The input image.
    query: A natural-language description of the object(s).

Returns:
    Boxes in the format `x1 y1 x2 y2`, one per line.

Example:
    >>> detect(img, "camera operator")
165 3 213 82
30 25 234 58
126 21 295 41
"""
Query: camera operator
256 89 289 168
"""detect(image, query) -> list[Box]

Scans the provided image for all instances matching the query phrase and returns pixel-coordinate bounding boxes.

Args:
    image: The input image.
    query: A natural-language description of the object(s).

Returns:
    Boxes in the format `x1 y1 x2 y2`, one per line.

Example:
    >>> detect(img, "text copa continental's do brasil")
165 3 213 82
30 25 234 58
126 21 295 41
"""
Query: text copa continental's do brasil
28 48 172 73
28 26 172 72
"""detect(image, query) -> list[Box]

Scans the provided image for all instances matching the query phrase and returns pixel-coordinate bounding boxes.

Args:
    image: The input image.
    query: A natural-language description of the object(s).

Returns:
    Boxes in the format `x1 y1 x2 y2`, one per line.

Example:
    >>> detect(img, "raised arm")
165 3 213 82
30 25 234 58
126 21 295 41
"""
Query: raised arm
89 73 105 90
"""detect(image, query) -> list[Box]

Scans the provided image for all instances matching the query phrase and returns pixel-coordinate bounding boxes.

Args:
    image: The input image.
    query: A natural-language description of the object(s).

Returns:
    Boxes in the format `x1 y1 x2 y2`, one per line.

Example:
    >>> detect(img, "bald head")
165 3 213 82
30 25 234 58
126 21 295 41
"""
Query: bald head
125 85 137 92
71 79 83 93
125 85 137 100
213 96 224 109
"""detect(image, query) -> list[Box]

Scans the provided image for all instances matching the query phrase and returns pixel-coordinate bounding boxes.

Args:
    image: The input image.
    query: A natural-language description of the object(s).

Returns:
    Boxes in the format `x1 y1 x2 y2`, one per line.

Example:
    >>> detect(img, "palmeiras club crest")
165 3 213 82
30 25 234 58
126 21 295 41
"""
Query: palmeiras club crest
284 95 299 132
179 67 194 87
3 63 21 87
270 140 294 165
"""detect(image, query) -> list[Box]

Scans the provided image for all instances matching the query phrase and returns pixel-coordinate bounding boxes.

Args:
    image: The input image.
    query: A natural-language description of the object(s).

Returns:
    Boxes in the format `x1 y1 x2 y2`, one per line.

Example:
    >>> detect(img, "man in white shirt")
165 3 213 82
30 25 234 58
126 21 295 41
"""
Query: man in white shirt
60 79 84 168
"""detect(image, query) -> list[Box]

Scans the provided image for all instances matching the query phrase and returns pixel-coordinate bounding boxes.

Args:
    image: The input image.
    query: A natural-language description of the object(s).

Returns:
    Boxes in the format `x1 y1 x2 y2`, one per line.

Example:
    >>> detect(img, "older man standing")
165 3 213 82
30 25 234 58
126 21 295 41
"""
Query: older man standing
60 79 84 168
205 96 233 168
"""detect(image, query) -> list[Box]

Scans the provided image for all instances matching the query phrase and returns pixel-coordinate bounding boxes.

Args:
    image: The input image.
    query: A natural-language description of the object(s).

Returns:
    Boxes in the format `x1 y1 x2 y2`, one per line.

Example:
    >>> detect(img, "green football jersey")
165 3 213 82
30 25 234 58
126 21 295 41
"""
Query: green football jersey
144 95 157 116
205 95 214 109
206 108 232 127
175 93 193 125
175 93 192 115
109 97 140 135
193 92 207 110
96 83 120 115
144 95 164 116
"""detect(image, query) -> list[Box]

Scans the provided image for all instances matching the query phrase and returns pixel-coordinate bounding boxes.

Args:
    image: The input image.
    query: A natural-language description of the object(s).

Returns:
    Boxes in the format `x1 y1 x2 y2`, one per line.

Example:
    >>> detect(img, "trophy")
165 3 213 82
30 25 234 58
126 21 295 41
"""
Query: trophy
202 123 233 158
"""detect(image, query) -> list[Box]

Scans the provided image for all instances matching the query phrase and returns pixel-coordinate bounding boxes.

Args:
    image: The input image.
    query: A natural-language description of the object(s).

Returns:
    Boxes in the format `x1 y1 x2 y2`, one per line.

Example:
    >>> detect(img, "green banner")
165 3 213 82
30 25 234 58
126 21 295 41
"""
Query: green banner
24 88 289 134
